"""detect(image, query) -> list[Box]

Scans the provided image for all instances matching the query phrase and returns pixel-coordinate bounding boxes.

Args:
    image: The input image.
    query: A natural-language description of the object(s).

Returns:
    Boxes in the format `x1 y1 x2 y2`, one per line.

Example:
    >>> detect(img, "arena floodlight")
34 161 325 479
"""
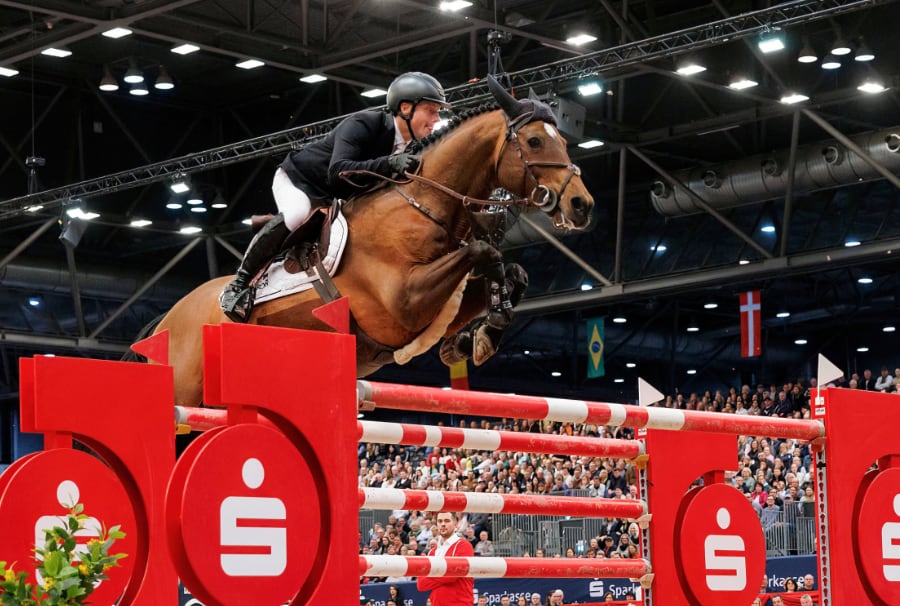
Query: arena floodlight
169 174 190 193
797 37 818 63
757 30 785 54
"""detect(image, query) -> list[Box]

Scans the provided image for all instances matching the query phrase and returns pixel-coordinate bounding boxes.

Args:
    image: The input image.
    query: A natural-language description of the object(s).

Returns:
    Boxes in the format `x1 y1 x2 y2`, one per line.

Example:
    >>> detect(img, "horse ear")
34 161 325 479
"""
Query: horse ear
487 75 526 119
528 88 541 102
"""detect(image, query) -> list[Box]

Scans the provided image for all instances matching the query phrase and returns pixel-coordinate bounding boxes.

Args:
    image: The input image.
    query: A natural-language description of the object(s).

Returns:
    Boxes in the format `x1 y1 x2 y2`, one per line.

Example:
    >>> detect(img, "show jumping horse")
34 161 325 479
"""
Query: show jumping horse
152 77 594 407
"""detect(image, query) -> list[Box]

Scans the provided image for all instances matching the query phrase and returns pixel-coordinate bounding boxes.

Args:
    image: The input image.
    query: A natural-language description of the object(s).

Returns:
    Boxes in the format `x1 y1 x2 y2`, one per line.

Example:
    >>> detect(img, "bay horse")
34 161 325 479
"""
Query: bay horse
152 77 594 407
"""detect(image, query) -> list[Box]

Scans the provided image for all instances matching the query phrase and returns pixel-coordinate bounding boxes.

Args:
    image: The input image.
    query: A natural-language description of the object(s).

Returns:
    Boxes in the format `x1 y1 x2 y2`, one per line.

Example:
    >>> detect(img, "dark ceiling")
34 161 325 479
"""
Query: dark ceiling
1 0 900 405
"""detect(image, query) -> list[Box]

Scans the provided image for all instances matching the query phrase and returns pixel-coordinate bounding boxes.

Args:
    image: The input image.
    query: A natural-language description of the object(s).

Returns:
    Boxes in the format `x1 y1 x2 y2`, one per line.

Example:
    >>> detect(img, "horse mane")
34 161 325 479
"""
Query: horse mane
406 102 500 155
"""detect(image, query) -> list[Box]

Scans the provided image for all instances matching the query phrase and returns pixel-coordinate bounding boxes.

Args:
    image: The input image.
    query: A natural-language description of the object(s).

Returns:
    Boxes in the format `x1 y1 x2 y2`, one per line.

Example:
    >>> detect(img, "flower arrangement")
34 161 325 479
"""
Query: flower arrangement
0 504 126 605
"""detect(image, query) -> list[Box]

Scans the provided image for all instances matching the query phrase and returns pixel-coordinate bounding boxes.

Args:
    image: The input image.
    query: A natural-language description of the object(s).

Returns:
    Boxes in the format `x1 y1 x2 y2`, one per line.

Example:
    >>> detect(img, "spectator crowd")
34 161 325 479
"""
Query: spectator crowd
359 369 895 601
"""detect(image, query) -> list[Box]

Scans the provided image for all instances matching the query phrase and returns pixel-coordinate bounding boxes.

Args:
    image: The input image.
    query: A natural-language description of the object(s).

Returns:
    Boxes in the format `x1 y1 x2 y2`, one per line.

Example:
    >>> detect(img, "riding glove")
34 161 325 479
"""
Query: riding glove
387 152 420 175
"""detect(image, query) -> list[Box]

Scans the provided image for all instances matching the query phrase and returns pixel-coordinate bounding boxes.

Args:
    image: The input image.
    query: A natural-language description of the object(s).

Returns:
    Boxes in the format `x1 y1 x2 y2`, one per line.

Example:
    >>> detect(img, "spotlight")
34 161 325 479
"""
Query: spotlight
854 37 875 62
676 57 706 76
577 139 604 149
439 0 472 11
831 36 852 56
858 79 886 94
577 79 603 96
124 58 144 83
41 47 71 58
235 59 264 69
0 66 20 77
780 92 809 105
566 33 598 46
102 27 132 39
99 66 118 91
729 76 758 90
155 65 175 90
129 81 149 96
797 37 818 63
821 54 841 70
169 174 190 193
757 30 785 54
300 74 327 83
361 88 388 98
171 43 200 55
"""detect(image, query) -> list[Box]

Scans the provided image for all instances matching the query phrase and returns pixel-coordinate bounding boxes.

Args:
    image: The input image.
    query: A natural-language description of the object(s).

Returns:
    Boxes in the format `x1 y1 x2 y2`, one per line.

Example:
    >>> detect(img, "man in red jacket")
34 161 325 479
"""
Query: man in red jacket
417 511 475 605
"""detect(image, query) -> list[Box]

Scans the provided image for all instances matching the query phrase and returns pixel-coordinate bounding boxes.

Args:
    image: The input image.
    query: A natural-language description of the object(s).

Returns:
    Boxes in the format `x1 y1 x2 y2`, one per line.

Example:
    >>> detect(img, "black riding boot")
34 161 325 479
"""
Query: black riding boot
219 213 291 322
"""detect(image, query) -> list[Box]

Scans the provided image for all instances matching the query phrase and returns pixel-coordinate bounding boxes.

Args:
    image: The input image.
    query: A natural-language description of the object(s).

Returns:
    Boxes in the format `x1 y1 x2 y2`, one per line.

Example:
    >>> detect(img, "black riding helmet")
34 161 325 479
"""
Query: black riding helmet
386 72 450 142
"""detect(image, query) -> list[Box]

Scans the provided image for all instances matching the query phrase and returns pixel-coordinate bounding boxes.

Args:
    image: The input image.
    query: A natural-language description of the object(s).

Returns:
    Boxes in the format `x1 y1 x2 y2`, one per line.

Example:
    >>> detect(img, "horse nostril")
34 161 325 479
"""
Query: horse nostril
571 196 588 216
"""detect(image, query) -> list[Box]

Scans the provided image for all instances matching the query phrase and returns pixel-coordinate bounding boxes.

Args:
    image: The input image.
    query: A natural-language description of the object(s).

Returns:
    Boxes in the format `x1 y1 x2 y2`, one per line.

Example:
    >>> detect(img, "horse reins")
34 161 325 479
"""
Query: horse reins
338 116 582 240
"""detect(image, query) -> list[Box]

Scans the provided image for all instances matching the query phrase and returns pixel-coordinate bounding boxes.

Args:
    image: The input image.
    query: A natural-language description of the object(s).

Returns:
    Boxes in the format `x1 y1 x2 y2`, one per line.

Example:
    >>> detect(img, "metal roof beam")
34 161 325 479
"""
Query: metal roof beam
0 0 887 218
514 237 900 315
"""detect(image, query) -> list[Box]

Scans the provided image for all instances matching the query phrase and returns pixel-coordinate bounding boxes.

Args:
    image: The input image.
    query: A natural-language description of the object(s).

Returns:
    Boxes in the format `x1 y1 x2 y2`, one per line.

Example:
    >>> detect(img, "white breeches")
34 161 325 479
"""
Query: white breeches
272 167 312 231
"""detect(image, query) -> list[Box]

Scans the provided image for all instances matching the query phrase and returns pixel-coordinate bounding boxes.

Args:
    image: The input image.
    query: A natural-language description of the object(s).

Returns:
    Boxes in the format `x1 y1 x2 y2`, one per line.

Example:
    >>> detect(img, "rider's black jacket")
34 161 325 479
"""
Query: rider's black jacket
279 109 397 201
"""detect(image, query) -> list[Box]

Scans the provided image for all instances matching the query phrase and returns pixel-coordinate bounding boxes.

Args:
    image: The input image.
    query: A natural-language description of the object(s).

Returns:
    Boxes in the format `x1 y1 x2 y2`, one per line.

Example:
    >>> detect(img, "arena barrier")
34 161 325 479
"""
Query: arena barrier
4 321 900 605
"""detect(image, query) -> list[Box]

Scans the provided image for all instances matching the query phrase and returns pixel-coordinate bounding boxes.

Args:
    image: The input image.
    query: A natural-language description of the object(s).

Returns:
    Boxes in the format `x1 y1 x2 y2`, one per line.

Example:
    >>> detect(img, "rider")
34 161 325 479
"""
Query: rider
219 71 449 322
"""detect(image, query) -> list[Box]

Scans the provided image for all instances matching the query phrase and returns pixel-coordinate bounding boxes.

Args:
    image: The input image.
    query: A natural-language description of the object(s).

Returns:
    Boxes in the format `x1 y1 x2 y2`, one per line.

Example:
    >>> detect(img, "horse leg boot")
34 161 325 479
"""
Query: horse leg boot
466 261 512 366
219 213 290 322
483 261 514 330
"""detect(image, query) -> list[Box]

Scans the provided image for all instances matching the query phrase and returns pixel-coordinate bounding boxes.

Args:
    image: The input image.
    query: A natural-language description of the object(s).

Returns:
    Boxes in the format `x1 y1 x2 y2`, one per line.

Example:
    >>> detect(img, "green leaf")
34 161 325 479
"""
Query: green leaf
43 550 63 577
57 565 78 578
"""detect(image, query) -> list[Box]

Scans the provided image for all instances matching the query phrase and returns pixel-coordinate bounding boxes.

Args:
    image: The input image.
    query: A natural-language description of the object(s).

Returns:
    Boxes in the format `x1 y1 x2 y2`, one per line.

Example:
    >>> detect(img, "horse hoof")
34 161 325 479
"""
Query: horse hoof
439 333 471 366
472 325 498 366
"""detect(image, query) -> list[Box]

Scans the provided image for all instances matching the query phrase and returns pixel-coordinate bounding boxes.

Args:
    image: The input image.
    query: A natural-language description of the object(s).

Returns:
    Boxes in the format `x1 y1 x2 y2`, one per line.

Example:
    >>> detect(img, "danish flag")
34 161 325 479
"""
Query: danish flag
739 291 762 358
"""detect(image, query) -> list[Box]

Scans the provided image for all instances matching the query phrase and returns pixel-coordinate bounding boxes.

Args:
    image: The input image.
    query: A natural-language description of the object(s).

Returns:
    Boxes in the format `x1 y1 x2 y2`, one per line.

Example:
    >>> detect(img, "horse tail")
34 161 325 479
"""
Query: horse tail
120 313 167 363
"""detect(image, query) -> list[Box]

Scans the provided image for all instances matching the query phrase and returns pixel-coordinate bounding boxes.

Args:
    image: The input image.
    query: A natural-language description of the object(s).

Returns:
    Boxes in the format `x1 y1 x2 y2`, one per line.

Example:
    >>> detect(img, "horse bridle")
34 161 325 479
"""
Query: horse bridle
498 116 582 215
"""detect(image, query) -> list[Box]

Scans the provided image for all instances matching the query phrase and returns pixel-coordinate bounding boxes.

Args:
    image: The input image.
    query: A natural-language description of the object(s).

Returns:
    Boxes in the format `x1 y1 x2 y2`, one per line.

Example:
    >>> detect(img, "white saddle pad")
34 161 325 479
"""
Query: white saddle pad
253 211 349 304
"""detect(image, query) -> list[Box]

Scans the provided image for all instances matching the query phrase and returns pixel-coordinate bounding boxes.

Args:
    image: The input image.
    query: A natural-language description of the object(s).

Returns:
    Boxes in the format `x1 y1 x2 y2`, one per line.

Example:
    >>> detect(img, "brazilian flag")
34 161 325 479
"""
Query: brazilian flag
587 317 605 378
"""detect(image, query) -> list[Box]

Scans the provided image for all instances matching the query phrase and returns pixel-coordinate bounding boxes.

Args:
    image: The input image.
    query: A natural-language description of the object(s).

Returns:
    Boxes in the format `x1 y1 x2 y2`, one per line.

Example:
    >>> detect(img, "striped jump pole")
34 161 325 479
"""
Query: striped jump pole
359 419 643 458
360 487 647 519
358 380 825 441
175 408 644 459
360 555 652 581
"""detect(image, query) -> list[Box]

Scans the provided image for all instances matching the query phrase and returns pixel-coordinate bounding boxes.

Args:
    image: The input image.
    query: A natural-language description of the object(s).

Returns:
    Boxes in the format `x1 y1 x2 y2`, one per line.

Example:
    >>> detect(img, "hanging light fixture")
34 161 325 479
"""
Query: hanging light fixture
830 26 852 55
99 65 119 91
129 81 149 96
675 55 706 76
797 36 818 63
821 54 841 70
155 65 175 90
854 37 875 62
757 29 785 54
124 58 144 83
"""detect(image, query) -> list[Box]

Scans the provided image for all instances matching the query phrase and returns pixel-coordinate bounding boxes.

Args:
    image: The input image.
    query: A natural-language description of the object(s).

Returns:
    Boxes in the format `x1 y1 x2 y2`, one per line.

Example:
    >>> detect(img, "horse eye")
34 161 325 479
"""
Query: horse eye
527 136 541 148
